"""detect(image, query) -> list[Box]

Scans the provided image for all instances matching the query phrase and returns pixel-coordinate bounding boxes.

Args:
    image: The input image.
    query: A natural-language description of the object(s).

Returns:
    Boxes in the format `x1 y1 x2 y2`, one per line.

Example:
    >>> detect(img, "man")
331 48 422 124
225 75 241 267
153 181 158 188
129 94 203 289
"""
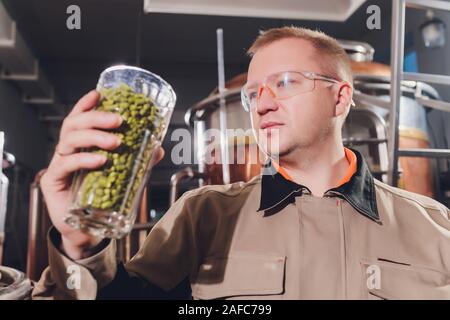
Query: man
33 27 450 300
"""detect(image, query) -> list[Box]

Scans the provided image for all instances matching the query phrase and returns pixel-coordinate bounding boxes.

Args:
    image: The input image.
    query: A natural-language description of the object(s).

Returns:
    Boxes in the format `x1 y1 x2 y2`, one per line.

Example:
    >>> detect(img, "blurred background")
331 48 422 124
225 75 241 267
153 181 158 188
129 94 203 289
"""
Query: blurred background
0 0 449 291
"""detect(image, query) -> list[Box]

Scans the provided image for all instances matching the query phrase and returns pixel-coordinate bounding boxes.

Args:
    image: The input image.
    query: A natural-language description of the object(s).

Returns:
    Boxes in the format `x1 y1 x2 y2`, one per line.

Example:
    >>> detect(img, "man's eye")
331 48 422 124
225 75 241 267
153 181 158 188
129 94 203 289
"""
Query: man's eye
248 92 258 100
276 79 296 88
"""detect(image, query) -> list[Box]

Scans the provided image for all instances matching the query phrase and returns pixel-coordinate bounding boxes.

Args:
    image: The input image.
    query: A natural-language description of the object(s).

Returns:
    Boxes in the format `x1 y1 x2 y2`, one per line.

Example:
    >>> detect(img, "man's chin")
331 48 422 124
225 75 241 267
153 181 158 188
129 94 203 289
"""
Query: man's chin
259 143 291 160
255 129 293 156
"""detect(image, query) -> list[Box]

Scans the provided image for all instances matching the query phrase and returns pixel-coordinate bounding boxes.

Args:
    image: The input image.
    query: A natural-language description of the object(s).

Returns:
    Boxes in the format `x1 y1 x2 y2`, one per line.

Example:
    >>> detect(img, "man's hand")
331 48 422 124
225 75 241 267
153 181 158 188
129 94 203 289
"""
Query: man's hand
41 90 164 260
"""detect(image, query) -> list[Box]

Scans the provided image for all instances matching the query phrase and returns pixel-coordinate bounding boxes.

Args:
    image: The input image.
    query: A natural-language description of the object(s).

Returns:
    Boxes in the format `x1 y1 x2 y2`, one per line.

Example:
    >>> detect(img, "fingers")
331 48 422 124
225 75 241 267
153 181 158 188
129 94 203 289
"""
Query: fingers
51 91 166 186
47 152 107 182
57 129 121 155
60 110 123 139
156 147 165 163
68 90 100 117
148 147 165 170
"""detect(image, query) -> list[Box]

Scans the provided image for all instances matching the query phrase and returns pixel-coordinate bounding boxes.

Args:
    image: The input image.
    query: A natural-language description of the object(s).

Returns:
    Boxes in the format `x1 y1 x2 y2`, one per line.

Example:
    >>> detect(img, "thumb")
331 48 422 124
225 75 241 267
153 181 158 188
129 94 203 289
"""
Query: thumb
154 147 165 164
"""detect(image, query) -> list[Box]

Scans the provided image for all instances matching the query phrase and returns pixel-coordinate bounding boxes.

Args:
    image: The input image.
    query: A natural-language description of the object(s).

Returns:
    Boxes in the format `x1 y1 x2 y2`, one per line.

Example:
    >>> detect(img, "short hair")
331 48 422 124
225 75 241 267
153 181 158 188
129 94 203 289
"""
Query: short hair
247 26 353 86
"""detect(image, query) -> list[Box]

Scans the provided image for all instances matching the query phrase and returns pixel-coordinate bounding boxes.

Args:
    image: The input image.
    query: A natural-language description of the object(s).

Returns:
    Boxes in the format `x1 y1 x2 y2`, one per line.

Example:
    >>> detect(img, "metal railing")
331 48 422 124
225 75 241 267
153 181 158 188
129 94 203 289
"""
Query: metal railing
387 0 450 186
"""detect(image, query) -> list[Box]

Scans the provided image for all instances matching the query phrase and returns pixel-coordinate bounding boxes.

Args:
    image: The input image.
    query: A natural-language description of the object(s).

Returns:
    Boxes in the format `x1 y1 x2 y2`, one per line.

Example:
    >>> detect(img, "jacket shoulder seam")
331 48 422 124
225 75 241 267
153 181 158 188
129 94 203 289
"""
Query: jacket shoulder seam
183 177 261 200
373 179 444 212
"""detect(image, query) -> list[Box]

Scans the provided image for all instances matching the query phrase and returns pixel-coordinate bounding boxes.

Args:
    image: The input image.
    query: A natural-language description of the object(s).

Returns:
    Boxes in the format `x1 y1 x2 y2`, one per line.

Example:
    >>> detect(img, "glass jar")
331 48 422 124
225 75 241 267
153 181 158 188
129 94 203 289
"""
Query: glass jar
65 65 176 239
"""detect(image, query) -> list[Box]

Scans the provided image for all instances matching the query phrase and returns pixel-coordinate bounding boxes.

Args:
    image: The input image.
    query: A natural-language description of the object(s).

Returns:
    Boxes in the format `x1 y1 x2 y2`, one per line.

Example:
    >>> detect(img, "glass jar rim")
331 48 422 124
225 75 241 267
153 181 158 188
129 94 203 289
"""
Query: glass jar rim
99 65 177 108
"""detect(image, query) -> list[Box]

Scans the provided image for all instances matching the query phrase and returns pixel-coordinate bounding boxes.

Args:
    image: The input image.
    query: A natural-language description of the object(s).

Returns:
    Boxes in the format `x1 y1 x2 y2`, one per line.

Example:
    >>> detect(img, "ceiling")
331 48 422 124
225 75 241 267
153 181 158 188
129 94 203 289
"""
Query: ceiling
142 0 367 21
2 0 391 109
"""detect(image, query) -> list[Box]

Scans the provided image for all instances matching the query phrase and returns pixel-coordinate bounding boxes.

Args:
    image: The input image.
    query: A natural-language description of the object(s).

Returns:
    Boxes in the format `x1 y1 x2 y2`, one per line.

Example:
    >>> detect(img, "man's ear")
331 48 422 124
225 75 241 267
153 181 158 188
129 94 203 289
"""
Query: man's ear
335 82 353 117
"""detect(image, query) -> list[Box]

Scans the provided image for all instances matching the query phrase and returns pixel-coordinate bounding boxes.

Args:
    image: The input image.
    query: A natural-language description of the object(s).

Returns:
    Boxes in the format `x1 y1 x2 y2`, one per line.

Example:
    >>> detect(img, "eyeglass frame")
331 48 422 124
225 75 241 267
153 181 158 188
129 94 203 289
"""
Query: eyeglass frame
240 70 355 112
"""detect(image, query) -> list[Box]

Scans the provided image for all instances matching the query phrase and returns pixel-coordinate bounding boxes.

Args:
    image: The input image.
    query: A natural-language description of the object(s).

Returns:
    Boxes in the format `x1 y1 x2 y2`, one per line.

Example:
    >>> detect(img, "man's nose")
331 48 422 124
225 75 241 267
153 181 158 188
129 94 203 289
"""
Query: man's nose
256 85 278 115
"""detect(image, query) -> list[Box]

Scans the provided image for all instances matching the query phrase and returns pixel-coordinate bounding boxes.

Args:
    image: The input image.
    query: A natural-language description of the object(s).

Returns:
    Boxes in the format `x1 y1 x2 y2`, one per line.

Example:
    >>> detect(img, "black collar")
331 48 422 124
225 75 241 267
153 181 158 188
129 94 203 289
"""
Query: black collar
257 148 381 224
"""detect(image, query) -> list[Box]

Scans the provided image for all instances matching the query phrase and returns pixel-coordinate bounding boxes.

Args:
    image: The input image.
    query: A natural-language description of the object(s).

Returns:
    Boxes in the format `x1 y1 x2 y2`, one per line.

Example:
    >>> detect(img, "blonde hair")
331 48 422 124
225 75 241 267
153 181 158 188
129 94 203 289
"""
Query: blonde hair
247 26 353 86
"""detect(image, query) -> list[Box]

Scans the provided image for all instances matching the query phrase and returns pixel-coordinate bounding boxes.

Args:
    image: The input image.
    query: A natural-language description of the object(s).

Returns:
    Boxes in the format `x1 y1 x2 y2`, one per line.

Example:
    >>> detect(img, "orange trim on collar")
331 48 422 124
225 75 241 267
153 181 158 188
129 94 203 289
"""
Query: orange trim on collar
273 147 358 188
336 148 357 187
272 161 292 181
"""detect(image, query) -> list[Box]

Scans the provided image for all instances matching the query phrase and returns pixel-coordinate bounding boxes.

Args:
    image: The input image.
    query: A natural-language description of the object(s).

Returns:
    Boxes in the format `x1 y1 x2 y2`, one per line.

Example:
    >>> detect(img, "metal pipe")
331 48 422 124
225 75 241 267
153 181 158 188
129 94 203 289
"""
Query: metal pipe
398 148 450 158
0 193 5 264
184 87 242 126
343 138 388 145
0 174 7 266
216 28 230 185
415 96 450 113
194 120 205 187
353 92 392 109
406 0 450 11
403 72 450 86
170 167 201 205
26 169 52 280
387 0 405 186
